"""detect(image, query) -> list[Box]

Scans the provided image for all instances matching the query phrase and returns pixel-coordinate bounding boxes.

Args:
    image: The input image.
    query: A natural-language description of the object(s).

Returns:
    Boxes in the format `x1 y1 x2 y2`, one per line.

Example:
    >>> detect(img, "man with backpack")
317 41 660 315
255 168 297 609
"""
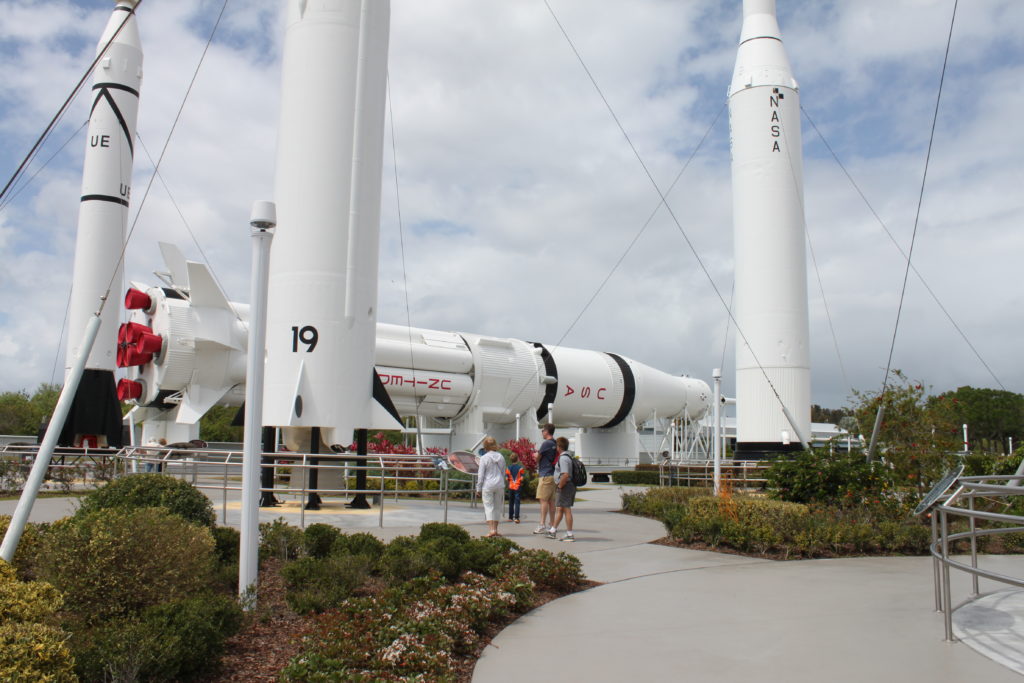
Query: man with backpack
505 453 523 523
548 436 577 542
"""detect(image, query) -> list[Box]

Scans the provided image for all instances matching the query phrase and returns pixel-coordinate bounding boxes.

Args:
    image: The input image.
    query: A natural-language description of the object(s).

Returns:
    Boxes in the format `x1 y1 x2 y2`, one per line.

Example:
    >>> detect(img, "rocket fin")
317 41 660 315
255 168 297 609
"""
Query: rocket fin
177 383 232 424
158 242 190 289
288 360 310 426
371 369 403 427
185 261 232 310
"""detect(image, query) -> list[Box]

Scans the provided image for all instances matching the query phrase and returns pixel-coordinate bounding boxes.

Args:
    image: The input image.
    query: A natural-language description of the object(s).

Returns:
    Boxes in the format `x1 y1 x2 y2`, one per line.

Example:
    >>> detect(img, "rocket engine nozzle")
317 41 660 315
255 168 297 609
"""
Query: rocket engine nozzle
116 378 144 401
116 322 162 367
124 288 153 312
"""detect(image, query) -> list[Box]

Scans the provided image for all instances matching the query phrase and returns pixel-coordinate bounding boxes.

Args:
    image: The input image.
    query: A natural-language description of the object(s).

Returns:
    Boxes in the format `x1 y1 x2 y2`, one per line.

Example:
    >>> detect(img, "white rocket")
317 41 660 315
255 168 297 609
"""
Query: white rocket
728 0 810 455
119 253 711 457
61 0 143 448
261 0 399 451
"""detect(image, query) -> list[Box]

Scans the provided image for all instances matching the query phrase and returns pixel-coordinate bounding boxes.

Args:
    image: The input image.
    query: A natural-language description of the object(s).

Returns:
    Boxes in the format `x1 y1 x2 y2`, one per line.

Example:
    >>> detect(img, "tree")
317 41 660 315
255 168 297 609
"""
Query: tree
929 386 1024 454
0 384 61 436
851 370 961 492
811 404 853 426
198 405 243 443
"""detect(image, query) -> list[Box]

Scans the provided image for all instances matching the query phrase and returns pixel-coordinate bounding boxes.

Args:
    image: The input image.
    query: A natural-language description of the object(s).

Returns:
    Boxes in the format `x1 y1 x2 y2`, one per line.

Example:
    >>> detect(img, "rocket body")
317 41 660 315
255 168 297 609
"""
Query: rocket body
728 0 810 455
61 0 142 447
262 0 398 447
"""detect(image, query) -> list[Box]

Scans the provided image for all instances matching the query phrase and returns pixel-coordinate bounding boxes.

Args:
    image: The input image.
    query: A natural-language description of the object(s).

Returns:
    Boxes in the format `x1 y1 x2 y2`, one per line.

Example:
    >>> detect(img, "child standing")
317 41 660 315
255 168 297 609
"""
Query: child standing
505 453 524 524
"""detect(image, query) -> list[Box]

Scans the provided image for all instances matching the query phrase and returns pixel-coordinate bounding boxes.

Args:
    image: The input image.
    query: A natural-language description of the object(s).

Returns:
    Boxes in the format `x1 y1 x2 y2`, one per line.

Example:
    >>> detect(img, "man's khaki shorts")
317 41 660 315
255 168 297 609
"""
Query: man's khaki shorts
536 475 556 501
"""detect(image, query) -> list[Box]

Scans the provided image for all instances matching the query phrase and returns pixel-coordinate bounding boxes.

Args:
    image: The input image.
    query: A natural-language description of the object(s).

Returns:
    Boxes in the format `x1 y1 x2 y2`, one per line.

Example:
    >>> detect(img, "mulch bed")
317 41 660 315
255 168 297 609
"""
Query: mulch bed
202 559 309 682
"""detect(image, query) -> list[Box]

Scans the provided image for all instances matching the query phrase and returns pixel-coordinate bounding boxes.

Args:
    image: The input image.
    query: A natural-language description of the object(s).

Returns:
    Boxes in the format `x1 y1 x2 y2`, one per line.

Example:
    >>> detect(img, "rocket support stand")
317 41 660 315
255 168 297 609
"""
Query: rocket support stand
347 428 370 509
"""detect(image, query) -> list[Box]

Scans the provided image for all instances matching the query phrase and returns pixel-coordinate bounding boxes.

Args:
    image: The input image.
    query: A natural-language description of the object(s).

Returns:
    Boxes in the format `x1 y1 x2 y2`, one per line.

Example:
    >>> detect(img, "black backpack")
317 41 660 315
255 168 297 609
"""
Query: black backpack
568 455 587 487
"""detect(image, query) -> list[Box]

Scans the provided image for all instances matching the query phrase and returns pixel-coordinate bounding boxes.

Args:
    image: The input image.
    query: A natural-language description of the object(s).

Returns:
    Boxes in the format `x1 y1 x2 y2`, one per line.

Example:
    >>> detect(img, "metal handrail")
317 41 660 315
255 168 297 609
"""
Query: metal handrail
929 474 1024 641
1 445 476 530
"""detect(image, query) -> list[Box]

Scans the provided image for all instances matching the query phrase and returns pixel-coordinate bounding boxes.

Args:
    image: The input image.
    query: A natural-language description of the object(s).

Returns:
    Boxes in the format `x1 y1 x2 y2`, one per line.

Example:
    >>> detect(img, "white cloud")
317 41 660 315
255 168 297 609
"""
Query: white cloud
0 0 1022 416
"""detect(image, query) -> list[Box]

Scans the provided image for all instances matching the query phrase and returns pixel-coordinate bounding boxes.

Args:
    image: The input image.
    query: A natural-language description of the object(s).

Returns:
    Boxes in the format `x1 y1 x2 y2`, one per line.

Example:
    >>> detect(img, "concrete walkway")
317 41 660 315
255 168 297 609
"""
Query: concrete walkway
3 482 1023 681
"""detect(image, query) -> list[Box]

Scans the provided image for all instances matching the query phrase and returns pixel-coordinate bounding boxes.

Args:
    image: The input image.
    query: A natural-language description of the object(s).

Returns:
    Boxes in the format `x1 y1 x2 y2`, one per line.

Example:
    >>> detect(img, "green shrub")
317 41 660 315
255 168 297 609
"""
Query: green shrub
378 536 432 582
141 593 243 679
611 470 662 485
420 536 467 582
766 449 893 506
621 486 705 518
212 525 240 565
259 517 304 561
463 536 517 575
0 561 76 683
498 549 584 592
76 473 216 527
333 531 385 560
36 507 216 625
303 523 342 559
72 593 242 682
282 555 373 614
419 522 471 544
0 517 47 580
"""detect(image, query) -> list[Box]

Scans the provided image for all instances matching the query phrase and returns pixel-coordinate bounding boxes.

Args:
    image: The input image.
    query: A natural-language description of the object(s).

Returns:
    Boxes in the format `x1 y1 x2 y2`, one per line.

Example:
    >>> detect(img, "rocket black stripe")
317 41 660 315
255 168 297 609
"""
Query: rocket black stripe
738 35 782 47
114 5 132 12
600 353 635 429
81 194 129 207
533 343 558 421
92 82 140 98
90 87 135 157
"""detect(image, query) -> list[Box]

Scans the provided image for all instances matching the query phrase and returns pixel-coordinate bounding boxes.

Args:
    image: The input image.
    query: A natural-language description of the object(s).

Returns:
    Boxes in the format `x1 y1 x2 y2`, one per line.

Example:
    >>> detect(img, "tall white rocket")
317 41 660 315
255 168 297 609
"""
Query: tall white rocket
61 0 143 447
263 0 401 449
728 0 810 455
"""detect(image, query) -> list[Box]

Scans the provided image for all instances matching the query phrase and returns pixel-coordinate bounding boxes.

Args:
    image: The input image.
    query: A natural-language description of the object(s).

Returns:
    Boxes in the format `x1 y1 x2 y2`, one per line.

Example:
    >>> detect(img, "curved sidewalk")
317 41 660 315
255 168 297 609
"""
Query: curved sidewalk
472 484 1024 682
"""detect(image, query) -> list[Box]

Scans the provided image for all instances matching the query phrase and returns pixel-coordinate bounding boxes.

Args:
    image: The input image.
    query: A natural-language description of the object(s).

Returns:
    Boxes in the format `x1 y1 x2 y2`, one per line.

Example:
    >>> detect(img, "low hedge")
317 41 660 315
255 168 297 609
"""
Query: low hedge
623 488 931 559
611 470 661 485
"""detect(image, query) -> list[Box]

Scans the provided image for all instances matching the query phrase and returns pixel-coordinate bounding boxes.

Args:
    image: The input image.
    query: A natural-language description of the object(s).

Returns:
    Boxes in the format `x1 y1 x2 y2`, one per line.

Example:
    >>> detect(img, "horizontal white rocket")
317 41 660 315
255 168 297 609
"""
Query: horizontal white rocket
729 0 810 456
118 251 710 449
62 0 143 448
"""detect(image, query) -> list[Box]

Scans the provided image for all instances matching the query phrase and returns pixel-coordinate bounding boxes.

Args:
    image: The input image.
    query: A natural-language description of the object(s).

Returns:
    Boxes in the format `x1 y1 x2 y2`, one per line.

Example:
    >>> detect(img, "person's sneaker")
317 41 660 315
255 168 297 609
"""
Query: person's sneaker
546 529 557 539
561 533 576 542
514 518 520 524
533 525 547 534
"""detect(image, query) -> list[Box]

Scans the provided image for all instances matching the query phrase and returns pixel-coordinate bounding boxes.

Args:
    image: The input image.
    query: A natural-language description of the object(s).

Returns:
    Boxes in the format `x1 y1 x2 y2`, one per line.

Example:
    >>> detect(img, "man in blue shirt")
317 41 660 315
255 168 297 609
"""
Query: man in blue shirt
533 423 557 535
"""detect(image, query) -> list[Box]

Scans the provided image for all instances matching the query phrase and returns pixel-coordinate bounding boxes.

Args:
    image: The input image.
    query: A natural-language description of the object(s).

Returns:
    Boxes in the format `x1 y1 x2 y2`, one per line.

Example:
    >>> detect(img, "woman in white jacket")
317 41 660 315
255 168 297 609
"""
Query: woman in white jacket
476 436 506 537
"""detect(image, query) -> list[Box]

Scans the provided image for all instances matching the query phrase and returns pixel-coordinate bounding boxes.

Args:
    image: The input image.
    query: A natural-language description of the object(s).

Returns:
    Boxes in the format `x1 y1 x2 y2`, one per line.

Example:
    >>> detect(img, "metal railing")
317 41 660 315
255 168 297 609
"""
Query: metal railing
929 474 1024 641
657 459 769 490
1 445 479 529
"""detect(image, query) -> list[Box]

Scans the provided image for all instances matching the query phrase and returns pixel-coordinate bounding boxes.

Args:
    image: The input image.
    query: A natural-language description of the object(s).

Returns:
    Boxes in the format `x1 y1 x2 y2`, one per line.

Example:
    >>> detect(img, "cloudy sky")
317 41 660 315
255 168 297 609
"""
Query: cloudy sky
0 0 1022 412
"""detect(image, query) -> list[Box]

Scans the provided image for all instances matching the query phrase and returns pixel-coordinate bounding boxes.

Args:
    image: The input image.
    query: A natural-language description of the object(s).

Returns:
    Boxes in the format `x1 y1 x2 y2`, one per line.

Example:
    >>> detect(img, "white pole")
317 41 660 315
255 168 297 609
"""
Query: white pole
2 311 103 562
962 424 969 453
713 368 722 495
239 201 276 607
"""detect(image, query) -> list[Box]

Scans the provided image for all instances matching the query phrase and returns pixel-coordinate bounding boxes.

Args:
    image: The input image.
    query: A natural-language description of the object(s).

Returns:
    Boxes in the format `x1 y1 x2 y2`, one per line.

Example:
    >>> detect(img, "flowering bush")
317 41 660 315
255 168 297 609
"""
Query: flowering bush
281 534 584 681
282 570 535 682
501 438 538 472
